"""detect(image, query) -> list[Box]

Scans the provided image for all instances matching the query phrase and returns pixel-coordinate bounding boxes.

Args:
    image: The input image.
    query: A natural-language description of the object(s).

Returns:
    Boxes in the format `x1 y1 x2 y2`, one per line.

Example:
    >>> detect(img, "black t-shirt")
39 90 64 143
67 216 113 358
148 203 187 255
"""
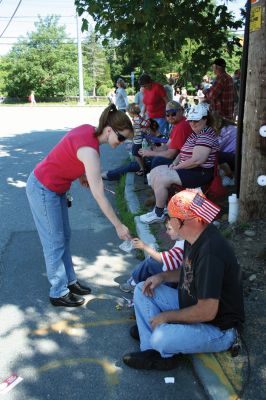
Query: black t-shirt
178 224 245 331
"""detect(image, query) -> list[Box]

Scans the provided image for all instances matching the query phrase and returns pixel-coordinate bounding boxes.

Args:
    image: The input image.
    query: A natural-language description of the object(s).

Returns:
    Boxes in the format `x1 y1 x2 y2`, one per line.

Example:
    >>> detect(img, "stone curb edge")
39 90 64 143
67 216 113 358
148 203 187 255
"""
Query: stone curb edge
124 172 238 400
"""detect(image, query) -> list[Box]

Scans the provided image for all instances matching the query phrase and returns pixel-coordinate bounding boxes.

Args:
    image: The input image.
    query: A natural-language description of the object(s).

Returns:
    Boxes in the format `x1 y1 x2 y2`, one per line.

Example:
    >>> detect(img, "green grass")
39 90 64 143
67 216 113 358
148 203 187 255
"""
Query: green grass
115 175 137 237
115 175 144 260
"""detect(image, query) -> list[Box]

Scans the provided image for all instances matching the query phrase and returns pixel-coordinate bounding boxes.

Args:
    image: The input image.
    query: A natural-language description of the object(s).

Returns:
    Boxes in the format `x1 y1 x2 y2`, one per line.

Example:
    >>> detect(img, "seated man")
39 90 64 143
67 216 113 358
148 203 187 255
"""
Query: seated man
123 189 244 370
139 100 192 170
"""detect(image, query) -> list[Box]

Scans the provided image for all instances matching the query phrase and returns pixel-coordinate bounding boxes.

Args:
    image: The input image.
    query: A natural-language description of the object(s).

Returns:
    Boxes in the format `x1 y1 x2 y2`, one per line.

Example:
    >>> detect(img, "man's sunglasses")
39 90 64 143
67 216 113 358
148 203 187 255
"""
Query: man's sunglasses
166 111 178 117
112 127 126 142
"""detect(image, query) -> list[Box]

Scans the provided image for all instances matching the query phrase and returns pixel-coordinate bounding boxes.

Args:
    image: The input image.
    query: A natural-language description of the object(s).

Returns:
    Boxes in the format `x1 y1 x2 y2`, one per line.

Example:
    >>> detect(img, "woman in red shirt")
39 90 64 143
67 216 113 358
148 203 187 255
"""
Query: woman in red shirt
26 104 133 307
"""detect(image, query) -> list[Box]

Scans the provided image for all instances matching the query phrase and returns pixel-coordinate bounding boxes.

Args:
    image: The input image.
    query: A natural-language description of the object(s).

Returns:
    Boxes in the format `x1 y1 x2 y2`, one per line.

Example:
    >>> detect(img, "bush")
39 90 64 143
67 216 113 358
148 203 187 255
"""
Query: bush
97 84 109 96
126 86 135 95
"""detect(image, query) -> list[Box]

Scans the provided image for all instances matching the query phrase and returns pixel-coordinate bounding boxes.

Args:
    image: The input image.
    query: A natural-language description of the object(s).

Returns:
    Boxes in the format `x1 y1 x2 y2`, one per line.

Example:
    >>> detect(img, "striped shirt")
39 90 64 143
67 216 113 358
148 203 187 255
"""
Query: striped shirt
132 115 150 144
180 126 219 168
161 240 184 272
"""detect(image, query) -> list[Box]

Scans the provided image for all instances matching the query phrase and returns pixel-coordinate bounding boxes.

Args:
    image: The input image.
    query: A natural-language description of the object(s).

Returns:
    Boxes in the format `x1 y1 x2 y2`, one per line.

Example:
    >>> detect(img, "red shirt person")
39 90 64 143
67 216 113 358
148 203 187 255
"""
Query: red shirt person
139 101 192 167
139 73 168 134
204 58 234 120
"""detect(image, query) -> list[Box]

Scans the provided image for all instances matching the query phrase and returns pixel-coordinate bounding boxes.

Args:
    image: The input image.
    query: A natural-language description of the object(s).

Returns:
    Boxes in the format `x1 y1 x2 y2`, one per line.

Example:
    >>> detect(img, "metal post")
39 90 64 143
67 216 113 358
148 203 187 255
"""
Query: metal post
76 14 85 105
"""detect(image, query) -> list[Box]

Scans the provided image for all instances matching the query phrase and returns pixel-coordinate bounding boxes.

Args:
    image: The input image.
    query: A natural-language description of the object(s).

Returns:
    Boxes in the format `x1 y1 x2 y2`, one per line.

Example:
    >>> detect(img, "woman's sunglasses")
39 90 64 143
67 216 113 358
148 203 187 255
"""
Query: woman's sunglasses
112 127 126 142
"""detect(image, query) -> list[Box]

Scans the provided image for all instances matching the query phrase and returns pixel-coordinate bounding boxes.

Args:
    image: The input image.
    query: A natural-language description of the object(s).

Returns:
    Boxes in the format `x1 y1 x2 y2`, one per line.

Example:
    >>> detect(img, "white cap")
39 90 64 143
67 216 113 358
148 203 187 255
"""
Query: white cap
187 103 209 121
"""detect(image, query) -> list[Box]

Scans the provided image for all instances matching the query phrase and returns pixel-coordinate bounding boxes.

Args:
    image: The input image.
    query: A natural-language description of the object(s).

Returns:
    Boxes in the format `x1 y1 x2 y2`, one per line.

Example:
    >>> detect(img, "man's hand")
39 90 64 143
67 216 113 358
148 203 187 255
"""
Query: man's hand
115 223 132 240
138 148 152 157
142 274 164 297
150 312 170 330
79 174 89 188
168 163 178 170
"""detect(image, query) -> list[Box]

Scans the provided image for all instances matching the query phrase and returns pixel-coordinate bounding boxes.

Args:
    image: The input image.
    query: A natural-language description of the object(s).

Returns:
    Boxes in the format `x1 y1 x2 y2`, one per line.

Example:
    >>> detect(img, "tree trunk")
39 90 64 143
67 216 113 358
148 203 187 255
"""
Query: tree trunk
239 0 266 220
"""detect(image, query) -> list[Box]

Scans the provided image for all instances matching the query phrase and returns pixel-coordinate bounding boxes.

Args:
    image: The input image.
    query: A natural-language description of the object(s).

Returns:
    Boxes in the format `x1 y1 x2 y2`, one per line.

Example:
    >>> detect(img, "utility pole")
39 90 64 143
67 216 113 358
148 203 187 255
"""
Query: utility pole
76 14 85 105
239 0 266 220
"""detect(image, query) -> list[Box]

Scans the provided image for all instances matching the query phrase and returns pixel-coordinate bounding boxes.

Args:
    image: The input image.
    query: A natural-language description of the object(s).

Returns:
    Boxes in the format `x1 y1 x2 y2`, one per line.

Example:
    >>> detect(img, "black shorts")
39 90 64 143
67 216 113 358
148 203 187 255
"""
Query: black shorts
177 167 214 188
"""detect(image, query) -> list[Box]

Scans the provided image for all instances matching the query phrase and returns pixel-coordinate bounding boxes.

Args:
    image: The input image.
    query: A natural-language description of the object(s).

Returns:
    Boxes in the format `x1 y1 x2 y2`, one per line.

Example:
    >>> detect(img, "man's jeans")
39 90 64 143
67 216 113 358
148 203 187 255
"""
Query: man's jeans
26 172 76 298
134 282 236 358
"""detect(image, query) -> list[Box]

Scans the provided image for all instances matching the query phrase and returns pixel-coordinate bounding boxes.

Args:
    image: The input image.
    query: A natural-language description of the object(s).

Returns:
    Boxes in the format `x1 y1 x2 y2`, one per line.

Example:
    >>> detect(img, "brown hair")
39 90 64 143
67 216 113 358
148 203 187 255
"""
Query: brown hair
126 102 141 115
95 104 133 137
117 78 127 88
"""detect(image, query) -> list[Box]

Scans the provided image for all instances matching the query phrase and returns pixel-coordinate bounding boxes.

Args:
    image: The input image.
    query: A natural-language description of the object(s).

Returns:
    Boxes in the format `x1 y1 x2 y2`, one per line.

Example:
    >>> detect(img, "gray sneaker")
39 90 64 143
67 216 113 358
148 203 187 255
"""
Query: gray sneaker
120 279 135 293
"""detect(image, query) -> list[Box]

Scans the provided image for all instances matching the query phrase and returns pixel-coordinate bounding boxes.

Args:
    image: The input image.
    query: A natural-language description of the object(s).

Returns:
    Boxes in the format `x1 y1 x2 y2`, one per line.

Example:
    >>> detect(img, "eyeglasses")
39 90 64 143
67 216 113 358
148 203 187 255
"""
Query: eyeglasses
166 111 177 117
188 120 201 123
112 127 126 142
168 215 185 227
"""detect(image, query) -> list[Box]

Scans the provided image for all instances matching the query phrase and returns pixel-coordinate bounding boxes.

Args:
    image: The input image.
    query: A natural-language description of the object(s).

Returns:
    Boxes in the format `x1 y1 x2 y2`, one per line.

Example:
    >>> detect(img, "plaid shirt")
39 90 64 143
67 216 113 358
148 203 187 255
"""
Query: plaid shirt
205 72 234 119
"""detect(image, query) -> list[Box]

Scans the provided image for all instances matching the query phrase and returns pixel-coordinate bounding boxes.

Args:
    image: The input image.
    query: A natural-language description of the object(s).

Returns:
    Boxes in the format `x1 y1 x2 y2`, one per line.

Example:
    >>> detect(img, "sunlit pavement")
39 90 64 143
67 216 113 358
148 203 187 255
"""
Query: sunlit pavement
0 106 206 400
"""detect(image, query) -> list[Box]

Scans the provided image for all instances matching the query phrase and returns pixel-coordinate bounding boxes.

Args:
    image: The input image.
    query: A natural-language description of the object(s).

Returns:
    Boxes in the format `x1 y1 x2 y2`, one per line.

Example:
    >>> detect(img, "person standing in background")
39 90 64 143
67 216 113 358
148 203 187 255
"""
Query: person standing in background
204 58 234 120
139 73 168 135
115 78 129 112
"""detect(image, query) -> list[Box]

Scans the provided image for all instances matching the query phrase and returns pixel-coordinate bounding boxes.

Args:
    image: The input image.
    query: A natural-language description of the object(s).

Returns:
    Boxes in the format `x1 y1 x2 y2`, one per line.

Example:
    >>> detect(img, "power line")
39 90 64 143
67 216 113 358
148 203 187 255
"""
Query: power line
0 0 23 38
0 15 75 19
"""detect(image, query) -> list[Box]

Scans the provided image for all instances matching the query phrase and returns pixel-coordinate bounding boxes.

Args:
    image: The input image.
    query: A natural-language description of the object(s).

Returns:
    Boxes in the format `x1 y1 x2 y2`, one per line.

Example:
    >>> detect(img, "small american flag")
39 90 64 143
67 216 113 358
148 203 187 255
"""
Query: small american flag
189 193 220 223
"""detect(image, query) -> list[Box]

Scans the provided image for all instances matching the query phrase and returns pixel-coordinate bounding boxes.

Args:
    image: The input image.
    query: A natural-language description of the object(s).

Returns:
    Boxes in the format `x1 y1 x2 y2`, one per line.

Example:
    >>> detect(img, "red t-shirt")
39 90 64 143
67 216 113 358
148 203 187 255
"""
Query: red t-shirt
168 117 193 150
34 124 99 193
143 82 166 118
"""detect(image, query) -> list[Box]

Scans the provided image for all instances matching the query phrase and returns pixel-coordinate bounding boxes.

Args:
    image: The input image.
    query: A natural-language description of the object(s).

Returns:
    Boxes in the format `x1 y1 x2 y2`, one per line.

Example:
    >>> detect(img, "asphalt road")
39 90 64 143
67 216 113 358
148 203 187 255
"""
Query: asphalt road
0 106 206 400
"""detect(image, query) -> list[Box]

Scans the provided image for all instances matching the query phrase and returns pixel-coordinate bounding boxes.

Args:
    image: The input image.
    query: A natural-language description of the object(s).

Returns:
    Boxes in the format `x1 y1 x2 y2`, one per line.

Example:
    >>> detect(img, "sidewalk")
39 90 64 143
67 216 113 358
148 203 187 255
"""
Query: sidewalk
124 172 266 400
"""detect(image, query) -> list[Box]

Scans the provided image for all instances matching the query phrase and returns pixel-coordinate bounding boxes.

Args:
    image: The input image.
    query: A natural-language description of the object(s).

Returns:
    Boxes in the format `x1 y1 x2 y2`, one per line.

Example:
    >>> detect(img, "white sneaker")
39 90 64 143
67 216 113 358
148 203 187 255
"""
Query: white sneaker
139 209 166 224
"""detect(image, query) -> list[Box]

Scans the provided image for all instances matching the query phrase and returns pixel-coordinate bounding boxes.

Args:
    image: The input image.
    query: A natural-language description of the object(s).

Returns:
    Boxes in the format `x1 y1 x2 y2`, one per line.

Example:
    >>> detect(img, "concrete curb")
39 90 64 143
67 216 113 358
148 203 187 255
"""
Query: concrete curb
124 172 239 400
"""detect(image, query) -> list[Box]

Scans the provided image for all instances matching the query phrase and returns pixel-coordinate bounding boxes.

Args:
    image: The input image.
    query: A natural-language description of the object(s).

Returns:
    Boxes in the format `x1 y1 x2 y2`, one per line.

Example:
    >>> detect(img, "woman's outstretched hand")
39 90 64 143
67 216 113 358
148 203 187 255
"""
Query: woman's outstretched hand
115 223 132 240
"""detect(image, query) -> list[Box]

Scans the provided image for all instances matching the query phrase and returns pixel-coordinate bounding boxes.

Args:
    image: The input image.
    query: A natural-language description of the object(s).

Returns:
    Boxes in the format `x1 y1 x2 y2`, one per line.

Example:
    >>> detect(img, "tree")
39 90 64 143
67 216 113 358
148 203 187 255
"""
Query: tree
3 16 79 99
239 0 266 220
75 0 243 82
83 29 112 95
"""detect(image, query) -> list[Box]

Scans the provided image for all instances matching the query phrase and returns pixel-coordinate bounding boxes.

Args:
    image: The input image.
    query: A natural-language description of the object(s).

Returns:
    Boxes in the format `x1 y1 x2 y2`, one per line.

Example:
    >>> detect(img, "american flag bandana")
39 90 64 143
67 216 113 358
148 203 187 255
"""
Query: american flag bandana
189 193 221 223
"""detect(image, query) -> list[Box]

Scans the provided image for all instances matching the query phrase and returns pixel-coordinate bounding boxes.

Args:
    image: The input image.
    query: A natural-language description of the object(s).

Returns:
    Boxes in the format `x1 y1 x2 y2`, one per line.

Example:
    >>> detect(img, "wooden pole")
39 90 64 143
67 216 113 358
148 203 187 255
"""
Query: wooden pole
239 0 266 220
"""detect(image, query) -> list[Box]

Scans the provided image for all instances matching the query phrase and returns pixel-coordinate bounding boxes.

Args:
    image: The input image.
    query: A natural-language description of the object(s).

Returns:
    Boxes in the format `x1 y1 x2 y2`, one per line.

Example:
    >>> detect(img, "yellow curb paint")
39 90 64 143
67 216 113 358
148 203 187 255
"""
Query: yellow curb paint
38 357 120 385
215 352 244 393
33 318 132 336
195 354 239 399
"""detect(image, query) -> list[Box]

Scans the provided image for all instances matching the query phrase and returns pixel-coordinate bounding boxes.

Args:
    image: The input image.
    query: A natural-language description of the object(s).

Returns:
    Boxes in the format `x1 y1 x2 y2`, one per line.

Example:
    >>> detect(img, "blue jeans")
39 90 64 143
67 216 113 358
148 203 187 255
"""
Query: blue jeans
26 172 76 298
134 282 236 357
107 161 140 180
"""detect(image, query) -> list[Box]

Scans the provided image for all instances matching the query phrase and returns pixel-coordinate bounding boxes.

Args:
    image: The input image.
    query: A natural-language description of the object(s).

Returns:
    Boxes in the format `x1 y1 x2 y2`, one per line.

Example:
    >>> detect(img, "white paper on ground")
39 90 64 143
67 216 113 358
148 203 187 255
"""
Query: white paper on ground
164 377 175 384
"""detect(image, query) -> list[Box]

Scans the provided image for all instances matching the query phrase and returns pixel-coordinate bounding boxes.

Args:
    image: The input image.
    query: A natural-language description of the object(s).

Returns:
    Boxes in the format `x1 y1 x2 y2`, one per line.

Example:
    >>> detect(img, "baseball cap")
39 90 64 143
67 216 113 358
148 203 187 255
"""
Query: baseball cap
166 100 183 112
187 104 208 121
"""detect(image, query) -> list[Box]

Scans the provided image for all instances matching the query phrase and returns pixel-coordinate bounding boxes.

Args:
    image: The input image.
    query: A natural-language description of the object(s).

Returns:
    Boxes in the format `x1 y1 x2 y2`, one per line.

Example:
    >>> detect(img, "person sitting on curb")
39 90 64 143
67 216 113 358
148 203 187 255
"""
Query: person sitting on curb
123 189 245 370
139 104 219 224
213 113 237 187
120 216 184 293
138 100 192 171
